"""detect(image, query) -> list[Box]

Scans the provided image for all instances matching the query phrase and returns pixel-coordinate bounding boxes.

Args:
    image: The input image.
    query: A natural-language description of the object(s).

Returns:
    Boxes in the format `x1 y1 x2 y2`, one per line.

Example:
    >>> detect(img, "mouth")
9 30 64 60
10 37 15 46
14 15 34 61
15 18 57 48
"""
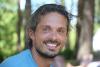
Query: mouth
44 41 60 51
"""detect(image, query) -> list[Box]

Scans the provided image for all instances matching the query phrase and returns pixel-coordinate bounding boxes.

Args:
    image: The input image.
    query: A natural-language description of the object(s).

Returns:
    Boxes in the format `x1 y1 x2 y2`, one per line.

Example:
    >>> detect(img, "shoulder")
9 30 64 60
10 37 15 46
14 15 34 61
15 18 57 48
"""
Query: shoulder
1 49 32 67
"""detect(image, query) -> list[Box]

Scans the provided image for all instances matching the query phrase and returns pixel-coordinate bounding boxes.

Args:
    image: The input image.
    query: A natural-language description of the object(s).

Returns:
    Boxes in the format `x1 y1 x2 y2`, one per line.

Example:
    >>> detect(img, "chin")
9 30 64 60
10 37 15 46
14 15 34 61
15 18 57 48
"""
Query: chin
44 51 60 58
45 53 58 58
37 49 59 58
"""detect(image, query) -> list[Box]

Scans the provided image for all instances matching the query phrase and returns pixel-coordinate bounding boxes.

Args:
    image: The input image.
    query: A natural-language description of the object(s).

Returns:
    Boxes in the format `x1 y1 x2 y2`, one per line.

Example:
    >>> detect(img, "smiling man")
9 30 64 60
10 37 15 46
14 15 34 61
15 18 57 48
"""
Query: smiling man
1 4 70 67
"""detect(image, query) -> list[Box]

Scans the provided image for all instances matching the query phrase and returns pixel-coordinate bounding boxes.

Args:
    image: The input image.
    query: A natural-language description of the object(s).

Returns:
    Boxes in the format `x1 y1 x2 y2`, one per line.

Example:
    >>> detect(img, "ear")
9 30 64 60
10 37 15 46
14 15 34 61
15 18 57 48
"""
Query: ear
28 28 35 41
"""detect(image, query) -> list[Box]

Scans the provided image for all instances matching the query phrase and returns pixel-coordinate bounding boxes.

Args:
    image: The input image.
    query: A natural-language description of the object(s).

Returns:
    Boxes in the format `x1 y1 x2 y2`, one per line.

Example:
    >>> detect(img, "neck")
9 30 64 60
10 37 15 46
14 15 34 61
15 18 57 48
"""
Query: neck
31 47 53 67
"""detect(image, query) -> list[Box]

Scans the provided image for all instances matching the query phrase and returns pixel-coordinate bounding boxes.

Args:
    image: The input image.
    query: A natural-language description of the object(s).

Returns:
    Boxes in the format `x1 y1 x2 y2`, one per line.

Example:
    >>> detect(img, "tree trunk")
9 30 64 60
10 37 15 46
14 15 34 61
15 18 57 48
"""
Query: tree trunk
25 0 31 48
75 0 94 62
17 0 23 51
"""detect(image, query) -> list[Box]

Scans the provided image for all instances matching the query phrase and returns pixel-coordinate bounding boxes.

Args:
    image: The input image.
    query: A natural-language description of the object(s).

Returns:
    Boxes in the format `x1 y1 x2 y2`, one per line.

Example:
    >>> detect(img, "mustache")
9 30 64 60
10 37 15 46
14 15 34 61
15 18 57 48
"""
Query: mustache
43 40 60 45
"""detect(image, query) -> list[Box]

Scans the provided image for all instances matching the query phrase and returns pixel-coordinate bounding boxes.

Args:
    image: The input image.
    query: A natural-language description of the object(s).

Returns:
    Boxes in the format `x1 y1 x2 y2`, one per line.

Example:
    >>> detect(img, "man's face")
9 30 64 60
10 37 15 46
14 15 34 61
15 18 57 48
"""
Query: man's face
32 12 68 57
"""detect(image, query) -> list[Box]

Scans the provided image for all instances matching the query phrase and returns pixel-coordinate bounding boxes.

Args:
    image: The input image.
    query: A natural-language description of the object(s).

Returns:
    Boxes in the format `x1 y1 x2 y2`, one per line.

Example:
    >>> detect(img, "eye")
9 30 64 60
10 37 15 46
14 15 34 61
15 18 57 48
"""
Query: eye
42 26 51 33
57 28 66 34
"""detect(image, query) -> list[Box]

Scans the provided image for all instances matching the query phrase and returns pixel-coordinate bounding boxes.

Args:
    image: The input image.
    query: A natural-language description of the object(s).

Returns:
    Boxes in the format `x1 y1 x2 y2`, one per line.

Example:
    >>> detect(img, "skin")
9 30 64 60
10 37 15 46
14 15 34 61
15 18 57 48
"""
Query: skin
29 12 68 67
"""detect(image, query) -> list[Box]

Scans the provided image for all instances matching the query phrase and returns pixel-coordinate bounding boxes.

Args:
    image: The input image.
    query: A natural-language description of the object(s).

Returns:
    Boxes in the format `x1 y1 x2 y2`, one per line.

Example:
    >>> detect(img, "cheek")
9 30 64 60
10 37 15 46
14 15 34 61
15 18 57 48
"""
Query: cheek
35 33 47 43
60 37 67 49
37 32 50 40
60 37 66 49
35 36 42 43
59 35 67 43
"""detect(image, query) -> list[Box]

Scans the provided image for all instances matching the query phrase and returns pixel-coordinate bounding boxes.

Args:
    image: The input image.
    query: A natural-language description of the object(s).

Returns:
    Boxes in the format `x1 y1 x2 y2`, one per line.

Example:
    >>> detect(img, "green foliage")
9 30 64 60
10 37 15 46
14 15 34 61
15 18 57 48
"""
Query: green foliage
0 0 18 61
60 48 74 60
94 22 100 34
69 27 76 50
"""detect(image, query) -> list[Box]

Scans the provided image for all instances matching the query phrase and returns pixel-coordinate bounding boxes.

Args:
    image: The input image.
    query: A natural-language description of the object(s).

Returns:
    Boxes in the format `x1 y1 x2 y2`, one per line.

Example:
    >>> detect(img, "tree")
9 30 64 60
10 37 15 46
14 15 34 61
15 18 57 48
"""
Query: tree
16 0 23 51
24 0 31 48
75 0 94 62
95 0 100 23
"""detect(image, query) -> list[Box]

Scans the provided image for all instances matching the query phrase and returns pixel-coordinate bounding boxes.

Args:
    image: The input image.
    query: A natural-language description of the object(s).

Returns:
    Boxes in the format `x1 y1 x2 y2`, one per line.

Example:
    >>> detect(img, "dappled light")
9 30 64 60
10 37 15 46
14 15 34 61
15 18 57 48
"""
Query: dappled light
0 0 100 67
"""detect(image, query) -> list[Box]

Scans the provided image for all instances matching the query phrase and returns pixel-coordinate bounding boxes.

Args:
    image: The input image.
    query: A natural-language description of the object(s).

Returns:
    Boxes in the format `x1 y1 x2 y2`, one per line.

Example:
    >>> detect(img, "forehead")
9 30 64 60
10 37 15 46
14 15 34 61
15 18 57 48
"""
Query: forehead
38 12 68 28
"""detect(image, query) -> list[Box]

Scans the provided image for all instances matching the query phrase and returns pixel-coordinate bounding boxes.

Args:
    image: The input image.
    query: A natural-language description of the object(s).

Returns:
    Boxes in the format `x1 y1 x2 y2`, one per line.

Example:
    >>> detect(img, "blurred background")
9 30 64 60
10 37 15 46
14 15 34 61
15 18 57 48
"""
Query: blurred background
0 0 100 64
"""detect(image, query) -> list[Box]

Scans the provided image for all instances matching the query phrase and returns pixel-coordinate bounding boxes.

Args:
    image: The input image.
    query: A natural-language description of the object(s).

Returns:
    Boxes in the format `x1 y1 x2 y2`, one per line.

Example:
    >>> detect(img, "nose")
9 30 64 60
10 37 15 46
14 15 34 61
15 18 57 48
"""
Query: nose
50 32 58 41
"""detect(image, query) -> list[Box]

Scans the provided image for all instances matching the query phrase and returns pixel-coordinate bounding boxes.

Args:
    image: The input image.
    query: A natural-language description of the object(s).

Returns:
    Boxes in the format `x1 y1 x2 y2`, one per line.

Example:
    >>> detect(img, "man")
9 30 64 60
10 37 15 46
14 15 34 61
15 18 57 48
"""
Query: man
1 4 70 67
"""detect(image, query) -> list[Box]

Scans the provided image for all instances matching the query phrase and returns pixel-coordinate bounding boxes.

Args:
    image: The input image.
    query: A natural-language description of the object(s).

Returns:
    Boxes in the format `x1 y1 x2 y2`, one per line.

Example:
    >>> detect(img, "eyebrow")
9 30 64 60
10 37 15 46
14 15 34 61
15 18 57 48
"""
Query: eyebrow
58 27 67 31
40 25 51 28
41 24 67 30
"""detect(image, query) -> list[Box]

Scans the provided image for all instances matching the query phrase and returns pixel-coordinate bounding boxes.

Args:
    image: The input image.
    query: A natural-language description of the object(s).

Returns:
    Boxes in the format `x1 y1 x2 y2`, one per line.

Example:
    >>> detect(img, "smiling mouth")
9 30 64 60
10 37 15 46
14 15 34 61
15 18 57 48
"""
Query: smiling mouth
43 40 60 51
45 43 60 51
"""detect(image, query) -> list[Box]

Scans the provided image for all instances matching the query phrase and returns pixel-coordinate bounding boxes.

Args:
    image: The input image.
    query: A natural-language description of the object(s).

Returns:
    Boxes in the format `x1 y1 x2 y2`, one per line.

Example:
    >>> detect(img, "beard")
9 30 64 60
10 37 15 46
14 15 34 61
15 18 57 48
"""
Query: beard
36 48 59 58
35 39 62 58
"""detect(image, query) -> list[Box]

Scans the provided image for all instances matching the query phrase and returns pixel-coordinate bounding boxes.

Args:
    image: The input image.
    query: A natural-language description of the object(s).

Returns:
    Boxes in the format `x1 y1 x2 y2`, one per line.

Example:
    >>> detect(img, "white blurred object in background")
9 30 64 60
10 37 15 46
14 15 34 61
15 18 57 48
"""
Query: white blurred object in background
87 61 100 67
93 29 100 51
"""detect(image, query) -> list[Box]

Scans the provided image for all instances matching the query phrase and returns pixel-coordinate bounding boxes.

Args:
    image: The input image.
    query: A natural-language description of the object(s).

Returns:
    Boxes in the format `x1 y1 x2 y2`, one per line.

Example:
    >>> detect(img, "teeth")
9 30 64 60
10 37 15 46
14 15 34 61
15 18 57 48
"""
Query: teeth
47 43 57 47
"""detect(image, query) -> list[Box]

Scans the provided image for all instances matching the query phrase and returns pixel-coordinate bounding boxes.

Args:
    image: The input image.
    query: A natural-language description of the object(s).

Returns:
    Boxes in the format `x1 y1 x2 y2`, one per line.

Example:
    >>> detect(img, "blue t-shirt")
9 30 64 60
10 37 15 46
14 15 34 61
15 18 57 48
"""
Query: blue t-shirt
1 49 38 67
1 49 53 67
